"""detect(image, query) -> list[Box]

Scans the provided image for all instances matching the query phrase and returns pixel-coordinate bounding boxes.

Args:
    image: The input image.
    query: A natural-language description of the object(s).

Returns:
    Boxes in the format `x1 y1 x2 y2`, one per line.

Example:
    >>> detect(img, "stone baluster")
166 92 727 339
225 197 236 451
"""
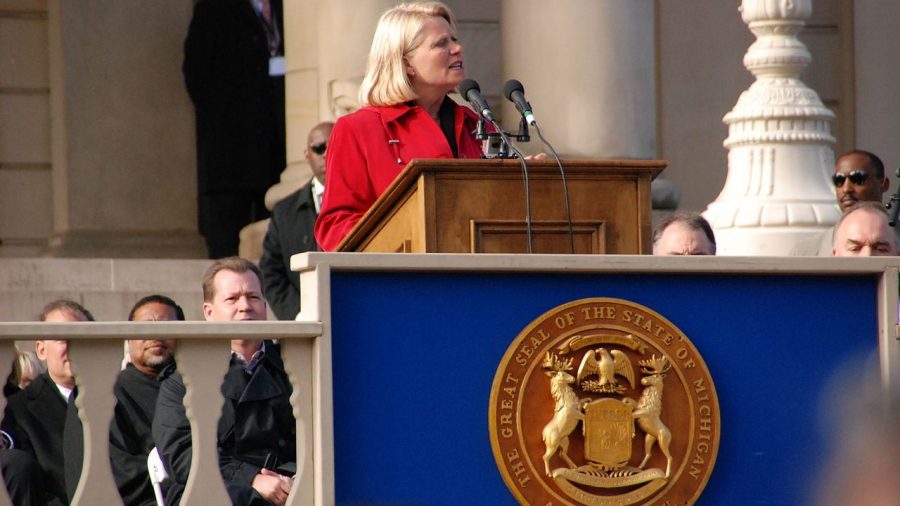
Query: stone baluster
280 340 315 504
68 338 122 504
704 0 837 255
0 320 322 505
177 339 233 504
0 341 14 506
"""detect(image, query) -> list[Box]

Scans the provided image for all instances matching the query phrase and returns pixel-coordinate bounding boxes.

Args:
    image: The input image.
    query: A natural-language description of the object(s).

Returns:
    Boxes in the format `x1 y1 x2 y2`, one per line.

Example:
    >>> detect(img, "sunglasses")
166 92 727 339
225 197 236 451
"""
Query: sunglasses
309 142 327 156
832 170 868 187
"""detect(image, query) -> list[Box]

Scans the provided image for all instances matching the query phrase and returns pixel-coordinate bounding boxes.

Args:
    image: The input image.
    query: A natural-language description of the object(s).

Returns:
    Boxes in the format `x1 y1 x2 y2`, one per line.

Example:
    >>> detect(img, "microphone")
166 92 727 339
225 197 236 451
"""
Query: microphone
503 79 536 126
504 78 575 253
458 79 495 122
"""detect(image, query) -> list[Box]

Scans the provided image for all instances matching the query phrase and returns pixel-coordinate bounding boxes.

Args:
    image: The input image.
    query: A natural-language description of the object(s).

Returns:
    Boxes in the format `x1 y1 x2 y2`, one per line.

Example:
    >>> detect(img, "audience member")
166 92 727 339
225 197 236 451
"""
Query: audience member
184 0 286 259
813 354 900 505
795 150 894 255
153 257 295 506
107 295 182 505
261 121 333 320
4 350 45 398
652 212 717 256
832 202 898 256
1 299 93 505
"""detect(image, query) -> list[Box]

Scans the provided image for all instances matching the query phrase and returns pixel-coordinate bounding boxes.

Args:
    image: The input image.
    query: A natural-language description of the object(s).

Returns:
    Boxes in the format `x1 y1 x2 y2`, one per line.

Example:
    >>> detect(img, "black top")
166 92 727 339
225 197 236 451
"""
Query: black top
260 182 319 320
1 373 70 505
109 364 165 505
439 96 459 158
152 342 295 505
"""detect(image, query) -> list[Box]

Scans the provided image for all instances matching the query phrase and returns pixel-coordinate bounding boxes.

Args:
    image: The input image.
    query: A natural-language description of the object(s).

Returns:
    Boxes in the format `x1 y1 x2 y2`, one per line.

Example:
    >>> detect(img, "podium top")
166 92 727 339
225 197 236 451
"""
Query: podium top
336 158 667 252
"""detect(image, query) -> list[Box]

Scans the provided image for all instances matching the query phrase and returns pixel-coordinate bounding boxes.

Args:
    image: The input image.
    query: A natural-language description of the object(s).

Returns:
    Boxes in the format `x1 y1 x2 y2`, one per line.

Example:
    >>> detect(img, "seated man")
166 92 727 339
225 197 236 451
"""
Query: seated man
652 212 717 256
108 295 181 505
153 257 295 506
1 299 93 506
832 201 898 256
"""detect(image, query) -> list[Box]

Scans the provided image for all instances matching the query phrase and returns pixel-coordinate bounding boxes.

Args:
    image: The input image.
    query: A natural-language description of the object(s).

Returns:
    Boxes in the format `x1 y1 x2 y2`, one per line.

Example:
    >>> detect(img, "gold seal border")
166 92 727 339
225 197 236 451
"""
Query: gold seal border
488 297 721 505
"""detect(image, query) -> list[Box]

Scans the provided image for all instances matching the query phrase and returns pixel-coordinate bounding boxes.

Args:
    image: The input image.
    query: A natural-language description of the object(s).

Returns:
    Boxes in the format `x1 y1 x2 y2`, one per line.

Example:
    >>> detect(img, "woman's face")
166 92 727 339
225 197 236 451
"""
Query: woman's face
405 17 464 98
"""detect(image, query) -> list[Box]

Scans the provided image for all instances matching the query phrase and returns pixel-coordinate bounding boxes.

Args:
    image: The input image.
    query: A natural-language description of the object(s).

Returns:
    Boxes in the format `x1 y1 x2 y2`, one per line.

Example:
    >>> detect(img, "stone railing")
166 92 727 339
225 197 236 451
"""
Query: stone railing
0 320 326 506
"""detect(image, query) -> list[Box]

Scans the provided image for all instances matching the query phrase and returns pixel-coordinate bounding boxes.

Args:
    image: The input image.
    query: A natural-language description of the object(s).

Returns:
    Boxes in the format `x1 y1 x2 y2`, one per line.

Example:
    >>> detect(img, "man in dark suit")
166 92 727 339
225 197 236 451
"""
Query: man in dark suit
104 295 182 505
184 0 286 258
260 121 333 319
153 257 295 506
1 299 93 506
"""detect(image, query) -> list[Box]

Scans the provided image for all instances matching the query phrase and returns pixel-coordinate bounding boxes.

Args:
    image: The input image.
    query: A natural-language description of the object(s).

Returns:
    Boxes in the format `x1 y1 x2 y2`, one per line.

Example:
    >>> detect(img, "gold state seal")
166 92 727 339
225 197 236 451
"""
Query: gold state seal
489 298 720 505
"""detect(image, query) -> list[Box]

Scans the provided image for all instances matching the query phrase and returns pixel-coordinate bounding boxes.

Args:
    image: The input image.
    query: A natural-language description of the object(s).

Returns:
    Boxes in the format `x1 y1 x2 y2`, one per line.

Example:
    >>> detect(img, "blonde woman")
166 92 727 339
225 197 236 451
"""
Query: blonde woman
4 349 46 397
315 1 483 250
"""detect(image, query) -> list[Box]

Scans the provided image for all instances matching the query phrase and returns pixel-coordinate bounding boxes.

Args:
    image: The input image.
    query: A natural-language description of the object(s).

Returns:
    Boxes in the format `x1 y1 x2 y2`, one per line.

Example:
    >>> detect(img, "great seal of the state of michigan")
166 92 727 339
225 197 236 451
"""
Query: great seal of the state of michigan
489 298 720 505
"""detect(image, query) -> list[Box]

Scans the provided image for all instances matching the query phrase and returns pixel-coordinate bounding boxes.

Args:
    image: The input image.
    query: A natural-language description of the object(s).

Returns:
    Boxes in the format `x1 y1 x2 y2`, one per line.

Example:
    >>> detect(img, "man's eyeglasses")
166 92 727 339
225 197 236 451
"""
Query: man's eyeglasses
310 142 327 156
832 170 868 187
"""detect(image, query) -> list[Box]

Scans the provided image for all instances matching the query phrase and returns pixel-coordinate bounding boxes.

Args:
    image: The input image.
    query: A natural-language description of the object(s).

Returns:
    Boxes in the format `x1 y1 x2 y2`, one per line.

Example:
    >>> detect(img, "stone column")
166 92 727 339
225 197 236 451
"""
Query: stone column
703 0 836 255
242 0 392 260
45 0 204 258
499 0 656 159
266 0 393 208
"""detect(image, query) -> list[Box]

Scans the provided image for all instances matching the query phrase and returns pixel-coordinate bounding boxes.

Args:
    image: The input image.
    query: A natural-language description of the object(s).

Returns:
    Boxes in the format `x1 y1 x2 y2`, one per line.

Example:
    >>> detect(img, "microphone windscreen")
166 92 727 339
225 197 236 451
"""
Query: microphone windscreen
458 79 481 100
503 79 525 101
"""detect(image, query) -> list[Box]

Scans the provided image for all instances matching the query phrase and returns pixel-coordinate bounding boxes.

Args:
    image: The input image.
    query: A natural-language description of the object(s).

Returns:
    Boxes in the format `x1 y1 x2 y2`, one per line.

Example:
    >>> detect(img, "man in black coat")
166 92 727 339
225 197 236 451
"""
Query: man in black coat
1 299 93 506
152 258 295 506
260 121 332 320
104 295 183 505
184 0 286 258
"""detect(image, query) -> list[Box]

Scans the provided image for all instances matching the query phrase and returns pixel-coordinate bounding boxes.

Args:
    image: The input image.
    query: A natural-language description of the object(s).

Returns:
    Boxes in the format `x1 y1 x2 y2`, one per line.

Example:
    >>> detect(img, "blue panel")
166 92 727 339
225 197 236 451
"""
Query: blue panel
329 271 878 505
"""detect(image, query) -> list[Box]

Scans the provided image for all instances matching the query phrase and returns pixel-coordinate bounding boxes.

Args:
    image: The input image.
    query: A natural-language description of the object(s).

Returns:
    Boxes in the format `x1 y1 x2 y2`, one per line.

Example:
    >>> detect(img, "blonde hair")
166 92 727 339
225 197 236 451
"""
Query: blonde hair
358 2 457 107
11 350 45 389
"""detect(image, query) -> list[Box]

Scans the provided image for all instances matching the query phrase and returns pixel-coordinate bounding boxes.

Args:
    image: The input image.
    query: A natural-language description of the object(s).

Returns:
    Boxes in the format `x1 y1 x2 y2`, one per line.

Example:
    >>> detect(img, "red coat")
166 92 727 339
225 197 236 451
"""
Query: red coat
315 100 483 251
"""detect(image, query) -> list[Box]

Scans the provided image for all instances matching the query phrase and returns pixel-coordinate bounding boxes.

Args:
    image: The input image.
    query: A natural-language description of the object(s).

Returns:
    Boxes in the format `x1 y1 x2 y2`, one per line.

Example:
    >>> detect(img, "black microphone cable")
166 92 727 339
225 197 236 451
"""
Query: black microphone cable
490 120 534 254
532 121 574 254
504 79 574 254
460 79 535 254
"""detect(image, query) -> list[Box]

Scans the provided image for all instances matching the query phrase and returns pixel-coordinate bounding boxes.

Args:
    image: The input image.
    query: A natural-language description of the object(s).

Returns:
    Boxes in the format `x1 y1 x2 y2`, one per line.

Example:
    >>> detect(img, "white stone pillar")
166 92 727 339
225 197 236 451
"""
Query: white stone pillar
266 0 392 208
500 0 656 158
244 0 392 260
45 0 204 258
703 0 837 255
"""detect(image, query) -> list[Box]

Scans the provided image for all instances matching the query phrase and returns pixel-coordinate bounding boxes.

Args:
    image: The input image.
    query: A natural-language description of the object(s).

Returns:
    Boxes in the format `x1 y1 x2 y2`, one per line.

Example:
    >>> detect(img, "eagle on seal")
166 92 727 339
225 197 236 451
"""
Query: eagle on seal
577 348 635 390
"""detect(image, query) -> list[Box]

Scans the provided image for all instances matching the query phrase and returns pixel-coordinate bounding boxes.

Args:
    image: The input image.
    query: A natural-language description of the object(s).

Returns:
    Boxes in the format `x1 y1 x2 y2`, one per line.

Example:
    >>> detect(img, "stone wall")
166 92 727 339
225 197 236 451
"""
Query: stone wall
0 259 212 321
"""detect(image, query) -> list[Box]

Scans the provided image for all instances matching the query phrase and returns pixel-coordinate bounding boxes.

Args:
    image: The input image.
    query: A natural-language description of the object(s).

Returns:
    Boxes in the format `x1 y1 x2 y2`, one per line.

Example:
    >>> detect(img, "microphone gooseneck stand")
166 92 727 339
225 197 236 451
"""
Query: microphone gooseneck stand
886 168 900 227
532 121 575 254
501 78 575 254
476 118 535 254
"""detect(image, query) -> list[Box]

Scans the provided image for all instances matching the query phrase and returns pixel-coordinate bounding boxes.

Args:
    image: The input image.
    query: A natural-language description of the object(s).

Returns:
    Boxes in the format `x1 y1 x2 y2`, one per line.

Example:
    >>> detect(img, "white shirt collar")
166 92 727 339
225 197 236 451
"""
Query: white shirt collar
312 177 325 214
56 383 73 401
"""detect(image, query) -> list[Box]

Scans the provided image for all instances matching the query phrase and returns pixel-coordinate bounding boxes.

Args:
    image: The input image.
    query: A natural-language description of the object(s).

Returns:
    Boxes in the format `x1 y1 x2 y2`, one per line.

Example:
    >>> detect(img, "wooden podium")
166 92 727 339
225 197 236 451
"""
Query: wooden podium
337 159 665 254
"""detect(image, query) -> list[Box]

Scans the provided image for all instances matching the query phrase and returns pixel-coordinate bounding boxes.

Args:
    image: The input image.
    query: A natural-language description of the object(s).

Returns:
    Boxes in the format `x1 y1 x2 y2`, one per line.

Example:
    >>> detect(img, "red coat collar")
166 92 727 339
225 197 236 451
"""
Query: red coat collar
365 98 480 127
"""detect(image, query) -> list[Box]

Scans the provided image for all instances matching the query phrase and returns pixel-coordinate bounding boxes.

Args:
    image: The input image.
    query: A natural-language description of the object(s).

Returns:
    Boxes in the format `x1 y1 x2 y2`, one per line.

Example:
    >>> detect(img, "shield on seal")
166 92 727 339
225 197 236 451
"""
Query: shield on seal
584 398 634 468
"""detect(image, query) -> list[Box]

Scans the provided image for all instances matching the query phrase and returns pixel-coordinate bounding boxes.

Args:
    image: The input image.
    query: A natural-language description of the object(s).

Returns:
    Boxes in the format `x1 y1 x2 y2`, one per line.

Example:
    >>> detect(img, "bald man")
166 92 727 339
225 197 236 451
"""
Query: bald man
652 213 717 256
260 121 334 320
832 202 898 256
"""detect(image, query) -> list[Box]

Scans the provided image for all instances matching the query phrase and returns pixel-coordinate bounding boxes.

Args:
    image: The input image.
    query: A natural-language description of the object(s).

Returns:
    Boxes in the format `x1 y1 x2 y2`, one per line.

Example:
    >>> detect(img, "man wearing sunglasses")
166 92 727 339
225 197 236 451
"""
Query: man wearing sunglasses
833 150 890 213
260 122 334 320
794 150 894 256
